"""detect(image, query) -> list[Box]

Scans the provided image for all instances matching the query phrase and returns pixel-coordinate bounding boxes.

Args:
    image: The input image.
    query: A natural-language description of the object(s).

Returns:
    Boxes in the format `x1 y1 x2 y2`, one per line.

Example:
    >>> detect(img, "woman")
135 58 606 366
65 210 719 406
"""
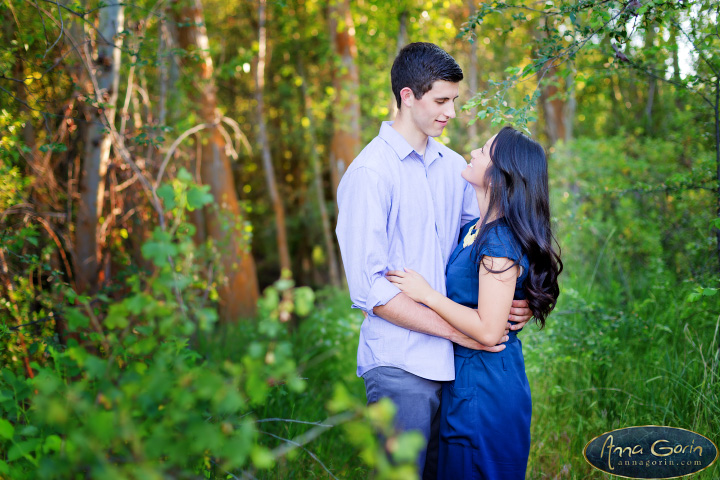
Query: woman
387 126 562 479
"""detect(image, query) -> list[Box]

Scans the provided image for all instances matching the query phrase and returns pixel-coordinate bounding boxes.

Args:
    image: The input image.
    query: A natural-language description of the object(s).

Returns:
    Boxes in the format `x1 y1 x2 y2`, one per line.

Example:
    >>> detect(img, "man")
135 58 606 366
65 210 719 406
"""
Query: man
335 42 532 479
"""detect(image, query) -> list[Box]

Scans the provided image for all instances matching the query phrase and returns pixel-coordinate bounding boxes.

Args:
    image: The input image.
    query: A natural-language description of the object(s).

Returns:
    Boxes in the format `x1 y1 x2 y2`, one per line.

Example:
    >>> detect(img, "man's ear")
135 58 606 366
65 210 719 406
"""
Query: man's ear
400 87 415 108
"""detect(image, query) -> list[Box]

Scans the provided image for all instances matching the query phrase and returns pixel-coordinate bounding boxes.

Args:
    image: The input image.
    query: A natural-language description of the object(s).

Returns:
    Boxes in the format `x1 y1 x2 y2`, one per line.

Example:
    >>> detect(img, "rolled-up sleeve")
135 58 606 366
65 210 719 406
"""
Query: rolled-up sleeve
336 167 401 313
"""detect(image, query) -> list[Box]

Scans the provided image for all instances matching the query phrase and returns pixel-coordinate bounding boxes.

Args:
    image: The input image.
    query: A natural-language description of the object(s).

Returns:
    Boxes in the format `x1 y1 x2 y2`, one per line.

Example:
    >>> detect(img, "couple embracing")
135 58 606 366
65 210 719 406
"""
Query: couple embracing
336 42 562 479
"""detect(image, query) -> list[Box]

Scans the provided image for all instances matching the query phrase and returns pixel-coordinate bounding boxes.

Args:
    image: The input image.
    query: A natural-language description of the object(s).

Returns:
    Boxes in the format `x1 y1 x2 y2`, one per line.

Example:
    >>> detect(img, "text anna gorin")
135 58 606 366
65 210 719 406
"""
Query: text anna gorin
583 426 718 479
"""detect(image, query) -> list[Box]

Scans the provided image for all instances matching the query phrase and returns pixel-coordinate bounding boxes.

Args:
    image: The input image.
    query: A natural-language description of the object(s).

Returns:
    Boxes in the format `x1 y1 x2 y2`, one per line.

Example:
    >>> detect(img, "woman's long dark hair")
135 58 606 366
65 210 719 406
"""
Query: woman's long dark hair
472 126 562 327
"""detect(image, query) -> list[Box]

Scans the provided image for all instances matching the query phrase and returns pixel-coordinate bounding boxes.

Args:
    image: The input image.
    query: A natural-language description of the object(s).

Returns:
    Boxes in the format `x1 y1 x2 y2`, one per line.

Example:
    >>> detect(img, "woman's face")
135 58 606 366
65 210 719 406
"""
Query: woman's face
462 134 496 188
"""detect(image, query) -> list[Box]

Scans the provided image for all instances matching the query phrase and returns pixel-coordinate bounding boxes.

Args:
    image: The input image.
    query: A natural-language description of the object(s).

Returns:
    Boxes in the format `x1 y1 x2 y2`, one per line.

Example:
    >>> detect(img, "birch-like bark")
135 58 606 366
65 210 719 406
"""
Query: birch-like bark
76 4 124 291
297 58 340 287
175 0 259 320
466 0 479 147
328 0 360 198
256 0 291 276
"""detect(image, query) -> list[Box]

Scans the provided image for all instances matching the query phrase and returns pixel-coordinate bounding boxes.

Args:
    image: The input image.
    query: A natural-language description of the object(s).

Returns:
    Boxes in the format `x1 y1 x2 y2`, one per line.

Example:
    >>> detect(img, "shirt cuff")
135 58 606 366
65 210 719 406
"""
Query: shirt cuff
361 276 401 313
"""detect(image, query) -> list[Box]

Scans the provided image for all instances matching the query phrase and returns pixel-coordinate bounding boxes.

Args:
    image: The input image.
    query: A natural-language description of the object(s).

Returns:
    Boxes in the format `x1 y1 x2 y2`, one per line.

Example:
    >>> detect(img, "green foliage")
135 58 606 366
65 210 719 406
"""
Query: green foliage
520 135 720 478
0 175 419 479
0 111 31 211
551 136 715 280
459 0 720 142
0 179 303 478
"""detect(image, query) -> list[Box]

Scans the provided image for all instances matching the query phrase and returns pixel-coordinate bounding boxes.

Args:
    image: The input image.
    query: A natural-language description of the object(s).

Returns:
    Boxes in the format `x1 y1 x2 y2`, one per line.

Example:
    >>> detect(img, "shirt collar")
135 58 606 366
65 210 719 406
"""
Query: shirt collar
378 121 444 166
378 121 413 160
424 137 443 168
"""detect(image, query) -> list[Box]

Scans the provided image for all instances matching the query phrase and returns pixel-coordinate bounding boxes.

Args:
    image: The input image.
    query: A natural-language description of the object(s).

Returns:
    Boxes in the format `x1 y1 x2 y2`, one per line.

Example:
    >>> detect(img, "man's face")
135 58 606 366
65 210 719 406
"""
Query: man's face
408 80 459 138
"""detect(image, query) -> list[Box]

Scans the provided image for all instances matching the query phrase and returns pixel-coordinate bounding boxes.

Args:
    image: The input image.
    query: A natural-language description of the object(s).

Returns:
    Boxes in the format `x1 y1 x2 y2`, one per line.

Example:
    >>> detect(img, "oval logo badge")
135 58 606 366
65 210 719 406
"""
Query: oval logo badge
584 426 718 479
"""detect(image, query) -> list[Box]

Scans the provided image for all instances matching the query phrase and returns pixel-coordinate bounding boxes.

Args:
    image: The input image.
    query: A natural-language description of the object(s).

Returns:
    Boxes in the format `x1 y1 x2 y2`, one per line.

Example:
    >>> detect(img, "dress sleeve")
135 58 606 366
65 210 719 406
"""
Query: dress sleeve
479 225 523 265
335 167 401 314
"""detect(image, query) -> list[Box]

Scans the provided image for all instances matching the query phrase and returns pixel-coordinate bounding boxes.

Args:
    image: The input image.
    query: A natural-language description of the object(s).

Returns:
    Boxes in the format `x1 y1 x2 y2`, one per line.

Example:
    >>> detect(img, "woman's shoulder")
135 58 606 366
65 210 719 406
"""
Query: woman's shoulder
481 218 524 260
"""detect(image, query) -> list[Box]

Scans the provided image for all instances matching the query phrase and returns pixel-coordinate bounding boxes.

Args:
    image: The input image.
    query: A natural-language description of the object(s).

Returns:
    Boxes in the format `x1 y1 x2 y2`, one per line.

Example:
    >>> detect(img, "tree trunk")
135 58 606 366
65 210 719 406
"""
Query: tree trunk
328 0 361 198
466 0 479 147
539 64 568 145
256 0 291 277
297 58 340 287
175 0 259 320
76 4 124 292
644 24 657 136
388 9 408 120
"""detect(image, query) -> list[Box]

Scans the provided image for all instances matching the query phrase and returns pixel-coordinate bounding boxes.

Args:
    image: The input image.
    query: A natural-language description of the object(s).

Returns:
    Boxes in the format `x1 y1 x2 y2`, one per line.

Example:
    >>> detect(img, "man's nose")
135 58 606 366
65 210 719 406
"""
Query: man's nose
445 103 456 119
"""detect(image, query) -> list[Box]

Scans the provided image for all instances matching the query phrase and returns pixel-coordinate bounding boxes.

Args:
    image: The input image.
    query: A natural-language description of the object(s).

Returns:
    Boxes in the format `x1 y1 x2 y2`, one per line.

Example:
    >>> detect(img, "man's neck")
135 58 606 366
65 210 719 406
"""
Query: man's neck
391 112 429 156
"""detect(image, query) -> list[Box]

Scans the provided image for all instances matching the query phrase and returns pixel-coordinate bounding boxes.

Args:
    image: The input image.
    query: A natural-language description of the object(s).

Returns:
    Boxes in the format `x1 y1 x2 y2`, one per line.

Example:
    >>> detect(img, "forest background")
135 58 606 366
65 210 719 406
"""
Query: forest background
1 0 719 478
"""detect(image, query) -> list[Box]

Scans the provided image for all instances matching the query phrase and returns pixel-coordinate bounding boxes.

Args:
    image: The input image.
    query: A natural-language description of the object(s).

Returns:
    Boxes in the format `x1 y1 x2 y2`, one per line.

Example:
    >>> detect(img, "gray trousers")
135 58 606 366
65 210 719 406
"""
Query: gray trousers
362 366 442 480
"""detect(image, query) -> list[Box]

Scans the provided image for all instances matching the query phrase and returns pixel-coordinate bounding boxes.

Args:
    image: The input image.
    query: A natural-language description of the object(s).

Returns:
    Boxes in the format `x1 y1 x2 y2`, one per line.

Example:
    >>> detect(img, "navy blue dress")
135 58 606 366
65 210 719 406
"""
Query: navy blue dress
438 218 532 480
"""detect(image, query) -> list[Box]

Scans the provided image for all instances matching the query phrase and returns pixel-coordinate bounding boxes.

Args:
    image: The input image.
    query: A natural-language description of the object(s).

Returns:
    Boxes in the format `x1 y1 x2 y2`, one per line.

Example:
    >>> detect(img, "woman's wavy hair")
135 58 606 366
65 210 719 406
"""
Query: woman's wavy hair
472 126 562 327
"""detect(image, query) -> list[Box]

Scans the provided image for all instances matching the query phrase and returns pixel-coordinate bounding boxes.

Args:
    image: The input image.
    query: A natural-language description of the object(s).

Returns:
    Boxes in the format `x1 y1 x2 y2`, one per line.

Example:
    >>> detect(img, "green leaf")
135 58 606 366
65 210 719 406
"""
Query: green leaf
245 369 269 405
0 418 14 440
250 445 275 469
294 287 315 317
43 435 62 453
8 439 40 461
177 167 194 183
105 303 130 329
65 308 89 330
17 425 37 437
157 183 177 210
391 431 425 464
187 184 214 210
141 229 178 267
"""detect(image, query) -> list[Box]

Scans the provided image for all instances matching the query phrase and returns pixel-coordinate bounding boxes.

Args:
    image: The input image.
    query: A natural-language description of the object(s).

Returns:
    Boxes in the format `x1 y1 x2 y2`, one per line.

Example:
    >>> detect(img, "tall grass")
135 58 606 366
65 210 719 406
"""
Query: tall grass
524 135 719 478
196 135 719 478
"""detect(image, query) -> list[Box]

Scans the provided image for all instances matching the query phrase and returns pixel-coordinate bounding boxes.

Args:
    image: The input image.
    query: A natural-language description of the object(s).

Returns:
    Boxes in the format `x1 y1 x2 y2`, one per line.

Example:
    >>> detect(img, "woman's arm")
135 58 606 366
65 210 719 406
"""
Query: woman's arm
387 257 519 347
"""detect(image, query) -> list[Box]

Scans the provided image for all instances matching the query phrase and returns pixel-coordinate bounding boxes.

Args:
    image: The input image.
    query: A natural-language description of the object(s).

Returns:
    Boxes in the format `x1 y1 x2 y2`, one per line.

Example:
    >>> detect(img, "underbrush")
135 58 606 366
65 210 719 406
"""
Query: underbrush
522 135 719 478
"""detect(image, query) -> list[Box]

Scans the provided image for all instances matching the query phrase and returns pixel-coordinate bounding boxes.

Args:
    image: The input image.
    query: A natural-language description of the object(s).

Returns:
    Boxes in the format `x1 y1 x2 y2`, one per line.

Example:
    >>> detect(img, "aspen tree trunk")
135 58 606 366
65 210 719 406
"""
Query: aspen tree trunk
644 24 658 136
538 20 574 145
175 0 259 320
388 10 407 120
297 58 340 287
540 65 568 145
328 0 361 197
465 0 479 147
76 4 124 292
256 0 291 276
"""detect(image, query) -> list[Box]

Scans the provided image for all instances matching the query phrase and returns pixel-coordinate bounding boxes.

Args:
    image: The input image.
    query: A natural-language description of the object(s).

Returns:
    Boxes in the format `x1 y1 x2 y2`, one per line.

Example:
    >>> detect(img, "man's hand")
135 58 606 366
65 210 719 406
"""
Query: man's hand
508 299 533 331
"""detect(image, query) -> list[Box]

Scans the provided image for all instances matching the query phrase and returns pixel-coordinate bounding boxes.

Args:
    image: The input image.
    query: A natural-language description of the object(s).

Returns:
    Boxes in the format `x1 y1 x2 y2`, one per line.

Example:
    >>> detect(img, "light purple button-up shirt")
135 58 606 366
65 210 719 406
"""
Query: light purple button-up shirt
336 121 479 381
